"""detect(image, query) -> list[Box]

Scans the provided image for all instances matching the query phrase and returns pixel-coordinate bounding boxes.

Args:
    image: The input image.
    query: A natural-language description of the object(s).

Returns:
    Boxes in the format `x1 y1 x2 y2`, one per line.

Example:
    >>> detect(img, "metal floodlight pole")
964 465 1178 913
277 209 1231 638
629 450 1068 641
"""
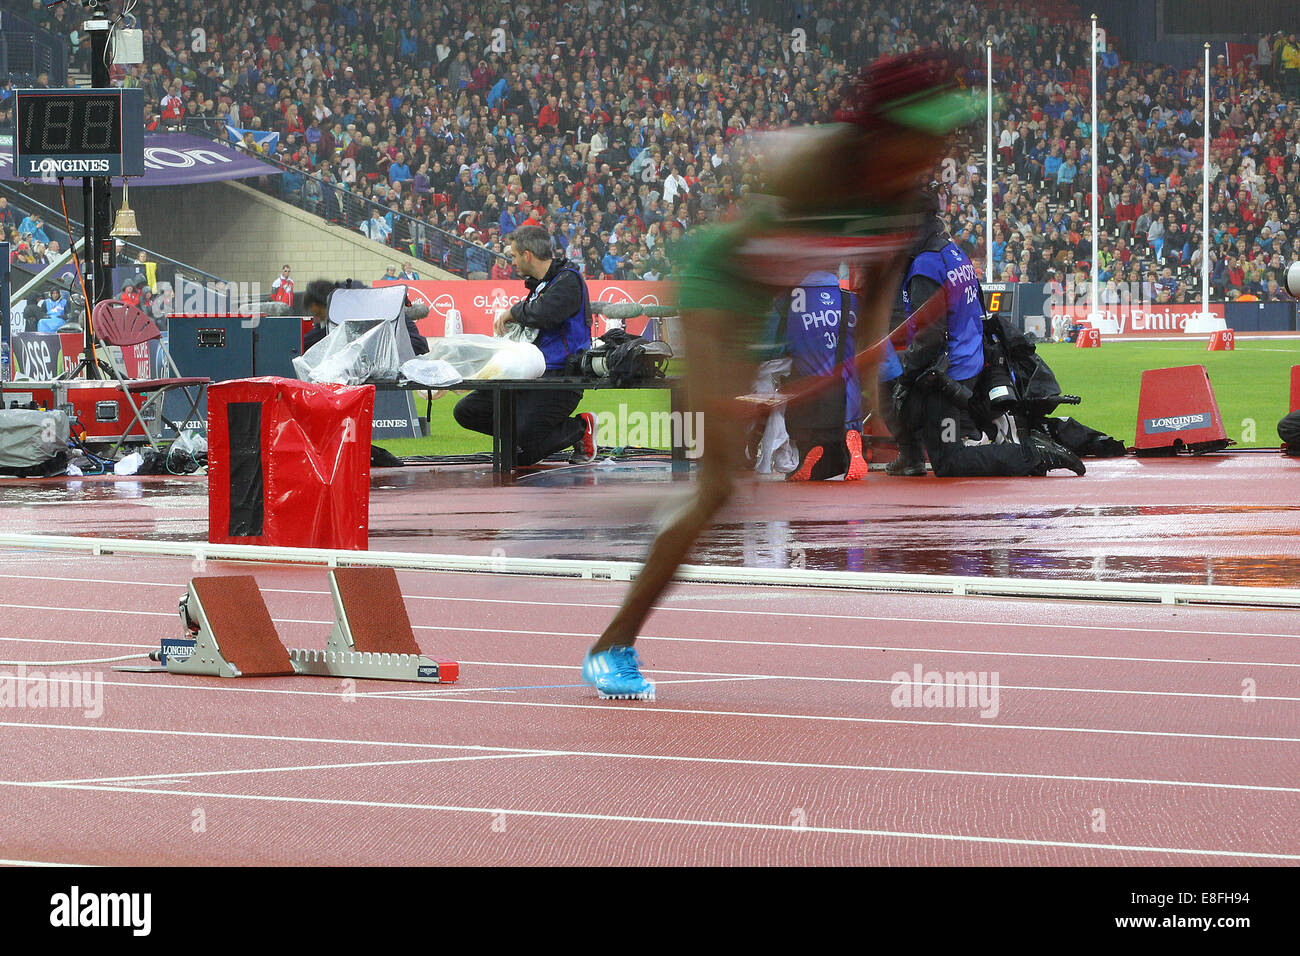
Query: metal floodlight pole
1203 41 1211 321
84 17 114 379
1090 14 1099 323
986 40 993 283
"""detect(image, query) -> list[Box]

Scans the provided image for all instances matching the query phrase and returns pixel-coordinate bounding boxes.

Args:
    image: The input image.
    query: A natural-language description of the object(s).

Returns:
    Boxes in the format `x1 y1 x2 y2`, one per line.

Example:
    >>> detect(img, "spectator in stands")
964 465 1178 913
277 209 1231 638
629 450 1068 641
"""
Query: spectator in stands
0 197 16 234
23 0 1289 294
18 213 48 248
465 231 493 277
36 288 69 333
361 209 391 244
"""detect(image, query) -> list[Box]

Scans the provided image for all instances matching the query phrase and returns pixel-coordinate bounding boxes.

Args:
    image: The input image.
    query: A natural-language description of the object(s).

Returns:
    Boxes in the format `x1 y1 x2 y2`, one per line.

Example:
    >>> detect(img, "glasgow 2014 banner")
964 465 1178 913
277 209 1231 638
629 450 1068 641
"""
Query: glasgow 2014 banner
378 279 675 338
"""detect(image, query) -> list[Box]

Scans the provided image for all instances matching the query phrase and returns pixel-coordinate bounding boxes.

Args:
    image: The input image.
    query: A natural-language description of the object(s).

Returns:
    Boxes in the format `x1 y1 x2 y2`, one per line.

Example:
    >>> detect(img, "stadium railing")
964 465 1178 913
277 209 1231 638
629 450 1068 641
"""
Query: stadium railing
184 123 509 280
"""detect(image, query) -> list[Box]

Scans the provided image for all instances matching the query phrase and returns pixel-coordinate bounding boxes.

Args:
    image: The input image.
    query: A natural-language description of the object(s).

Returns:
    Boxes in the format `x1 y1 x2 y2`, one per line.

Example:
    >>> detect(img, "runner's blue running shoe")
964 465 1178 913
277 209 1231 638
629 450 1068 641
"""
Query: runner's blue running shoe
582 646 656 700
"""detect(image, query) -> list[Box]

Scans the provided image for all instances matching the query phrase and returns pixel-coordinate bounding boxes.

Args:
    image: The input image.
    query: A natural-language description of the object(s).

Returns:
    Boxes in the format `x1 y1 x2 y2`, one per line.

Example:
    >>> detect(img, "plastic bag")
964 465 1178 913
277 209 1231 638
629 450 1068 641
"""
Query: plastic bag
750 358 800 474
171 430 208 456
425 334 545 381
293 318 415 385
114 452 143 476
399 357 464 387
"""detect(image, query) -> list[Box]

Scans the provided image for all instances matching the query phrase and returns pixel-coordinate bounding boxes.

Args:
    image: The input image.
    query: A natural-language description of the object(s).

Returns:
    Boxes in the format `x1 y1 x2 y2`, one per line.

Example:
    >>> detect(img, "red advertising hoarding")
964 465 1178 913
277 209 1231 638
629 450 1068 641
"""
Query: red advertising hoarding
1047 303 1227 336
378 280 675 338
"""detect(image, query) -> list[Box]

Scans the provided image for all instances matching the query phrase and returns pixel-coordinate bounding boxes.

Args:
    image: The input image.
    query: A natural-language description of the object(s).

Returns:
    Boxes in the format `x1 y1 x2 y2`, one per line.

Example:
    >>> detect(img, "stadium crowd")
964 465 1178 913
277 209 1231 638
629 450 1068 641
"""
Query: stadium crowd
4 0 1299 301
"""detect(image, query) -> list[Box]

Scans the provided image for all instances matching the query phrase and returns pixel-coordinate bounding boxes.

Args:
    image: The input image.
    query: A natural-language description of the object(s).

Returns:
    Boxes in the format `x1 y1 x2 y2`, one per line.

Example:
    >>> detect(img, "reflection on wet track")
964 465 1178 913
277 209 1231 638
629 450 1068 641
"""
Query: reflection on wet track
1 454 1297 588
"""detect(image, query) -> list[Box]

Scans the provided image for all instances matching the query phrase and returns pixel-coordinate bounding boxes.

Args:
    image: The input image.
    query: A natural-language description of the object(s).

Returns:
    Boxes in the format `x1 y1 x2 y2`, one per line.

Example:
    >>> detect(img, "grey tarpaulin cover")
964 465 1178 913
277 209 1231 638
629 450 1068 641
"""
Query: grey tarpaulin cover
0 409 70 471
293 285 416 385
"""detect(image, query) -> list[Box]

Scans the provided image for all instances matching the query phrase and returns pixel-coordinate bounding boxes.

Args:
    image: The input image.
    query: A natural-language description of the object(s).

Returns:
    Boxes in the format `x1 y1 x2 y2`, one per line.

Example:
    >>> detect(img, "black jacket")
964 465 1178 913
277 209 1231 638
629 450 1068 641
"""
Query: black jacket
509 256 585 331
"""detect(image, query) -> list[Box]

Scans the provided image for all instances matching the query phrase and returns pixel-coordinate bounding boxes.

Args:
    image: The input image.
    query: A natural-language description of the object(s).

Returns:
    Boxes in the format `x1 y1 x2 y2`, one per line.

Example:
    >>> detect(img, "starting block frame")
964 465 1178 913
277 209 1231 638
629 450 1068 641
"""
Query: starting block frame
287 568 458 683
123 571 459 684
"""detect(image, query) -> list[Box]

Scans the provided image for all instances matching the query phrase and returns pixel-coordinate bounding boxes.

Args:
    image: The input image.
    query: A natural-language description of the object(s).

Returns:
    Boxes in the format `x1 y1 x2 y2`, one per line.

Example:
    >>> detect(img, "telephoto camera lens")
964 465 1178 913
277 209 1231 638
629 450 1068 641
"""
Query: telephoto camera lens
944 377 973 409
987 384 1015 410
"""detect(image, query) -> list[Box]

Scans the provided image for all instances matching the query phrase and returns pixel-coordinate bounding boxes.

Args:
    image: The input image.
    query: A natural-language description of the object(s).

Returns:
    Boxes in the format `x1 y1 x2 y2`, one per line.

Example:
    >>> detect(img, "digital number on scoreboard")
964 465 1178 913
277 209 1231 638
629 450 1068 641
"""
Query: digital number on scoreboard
14 88 144 178
982 283 1016 316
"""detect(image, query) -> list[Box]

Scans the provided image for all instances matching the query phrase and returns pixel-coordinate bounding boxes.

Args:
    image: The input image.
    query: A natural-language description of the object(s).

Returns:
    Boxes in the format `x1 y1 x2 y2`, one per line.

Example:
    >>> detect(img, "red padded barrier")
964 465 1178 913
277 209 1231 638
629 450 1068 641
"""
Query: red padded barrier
1134 366 1230 453
208 376 373 549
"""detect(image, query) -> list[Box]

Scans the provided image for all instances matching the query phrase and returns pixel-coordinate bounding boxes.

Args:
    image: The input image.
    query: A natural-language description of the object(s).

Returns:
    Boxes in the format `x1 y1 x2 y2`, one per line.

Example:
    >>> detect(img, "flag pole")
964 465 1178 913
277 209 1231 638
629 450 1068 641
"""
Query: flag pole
1188 41 1225 332
1202 41 1211 323
986 39 994 283
1090 14 1100 327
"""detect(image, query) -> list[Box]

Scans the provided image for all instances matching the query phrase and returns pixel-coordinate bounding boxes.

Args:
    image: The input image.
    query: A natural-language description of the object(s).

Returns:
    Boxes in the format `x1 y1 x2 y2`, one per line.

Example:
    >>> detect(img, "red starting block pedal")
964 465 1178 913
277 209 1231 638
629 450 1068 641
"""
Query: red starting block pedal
1075 327 1101 348
1134 365 1235 456
1289 366 1299 413
1207 328 1235 351
287 567 458 683
166 576 297 678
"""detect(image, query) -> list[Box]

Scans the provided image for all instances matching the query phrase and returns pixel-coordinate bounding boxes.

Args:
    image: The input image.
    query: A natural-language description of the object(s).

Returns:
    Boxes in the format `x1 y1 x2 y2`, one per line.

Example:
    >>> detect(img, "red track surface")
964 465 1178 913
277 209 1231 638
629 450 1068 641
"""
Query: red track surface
0 549 1296 866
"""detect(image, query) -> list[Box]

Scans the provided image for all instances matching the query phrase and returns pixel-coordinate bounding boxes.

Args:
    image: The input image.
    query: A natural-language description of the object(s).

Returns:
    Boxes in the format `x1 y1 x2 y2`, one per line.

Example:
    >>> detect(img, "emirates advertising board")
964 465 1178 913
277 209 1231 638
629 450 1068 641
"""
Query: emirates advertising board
378 280 675 338
1045 300 1226 336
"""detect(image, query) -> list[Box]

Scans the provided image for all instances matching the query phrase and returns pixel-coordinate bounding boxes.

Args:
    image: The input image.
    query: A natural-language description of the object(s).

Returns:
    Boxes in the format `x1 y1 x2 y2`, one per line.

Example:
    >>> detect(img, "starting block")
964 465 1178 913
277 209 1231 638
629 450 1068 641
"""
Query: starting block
1289 366 1299 413
165 576 298 678
132 571 458 683
1075 327 1101 348
289 568 459 683
1207 329 1235 351
1134 365 1234 456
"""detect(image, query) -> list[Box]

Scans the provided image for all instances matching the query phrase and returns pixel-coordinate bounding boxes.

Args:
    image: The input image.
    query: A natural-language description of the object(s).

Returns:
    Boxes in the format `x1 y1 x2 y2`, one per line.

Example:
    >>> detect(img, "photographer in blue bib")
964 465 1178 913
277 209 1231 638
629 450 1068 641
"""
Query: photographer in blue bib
885 188 1084 477
452 225 598 465
775 270 869 481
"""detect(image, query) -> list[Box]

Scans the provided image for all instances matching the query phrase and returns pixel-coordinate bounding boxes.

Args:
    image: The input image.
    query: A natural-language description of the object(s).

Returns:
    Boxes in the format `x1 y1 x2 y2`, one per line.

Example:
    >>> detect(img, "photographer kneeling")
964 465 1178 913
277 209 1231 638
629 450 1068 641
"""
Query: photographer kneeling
889 193 1084 477
453 226 596 465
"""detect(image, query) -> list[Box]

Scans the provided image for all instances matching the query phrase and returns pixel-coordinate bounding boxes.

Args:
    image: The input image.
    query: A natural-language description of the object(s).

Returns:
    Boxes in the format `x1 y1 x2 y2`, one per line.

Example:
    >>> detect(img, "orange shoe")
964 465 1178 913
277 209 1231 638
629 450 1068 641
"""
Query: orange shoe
844 430 869 480
786 445 824 481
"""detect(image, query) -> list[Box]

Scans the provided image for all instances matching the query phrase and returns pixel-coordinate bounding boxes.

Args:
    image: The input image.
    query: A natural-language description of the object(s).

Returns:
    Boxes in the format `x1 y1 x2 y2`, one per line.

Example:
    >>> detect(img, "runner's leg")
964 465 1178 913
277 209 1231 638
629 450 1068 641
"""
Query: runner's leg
590 309 754 652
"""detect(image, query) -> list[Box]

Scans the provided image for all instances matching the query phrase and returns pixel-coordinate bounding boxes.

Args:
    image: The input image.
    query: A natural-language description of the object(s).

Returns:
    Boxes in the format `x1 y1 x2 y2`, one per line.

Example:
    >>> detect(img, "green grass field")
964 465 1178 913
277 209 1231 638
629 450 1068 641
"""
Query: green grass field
1039 340 1300 447
376 340 1300 456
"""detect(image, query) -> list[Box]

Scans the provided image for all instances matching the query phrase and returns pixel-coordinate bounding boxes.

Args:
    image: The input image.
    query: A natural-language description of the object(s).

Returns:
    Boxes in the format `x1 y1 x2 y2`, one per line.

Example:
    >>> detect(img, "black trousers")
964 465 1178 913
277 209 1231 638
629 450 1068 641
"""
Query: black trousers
453 381 585 466
898 376 1038 477
1279 409 1300 453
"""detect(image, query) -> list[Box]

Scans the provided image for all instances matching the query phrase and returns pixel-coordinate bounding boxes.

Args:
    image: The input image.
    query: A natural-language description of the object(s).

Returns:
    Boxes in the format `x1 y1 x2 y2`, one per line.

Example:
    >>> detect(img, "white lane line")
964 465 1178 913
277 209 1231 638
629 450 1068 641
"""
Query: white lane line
3 572 1297 640
0 779 1294 861
351 660 1300 703
45 751 561 786
2 719 1294 793
0 858 95 867
2 653 1297 729
377 694 1300 744
0 636 157 650
4 661 1300 741
3 602 1298 672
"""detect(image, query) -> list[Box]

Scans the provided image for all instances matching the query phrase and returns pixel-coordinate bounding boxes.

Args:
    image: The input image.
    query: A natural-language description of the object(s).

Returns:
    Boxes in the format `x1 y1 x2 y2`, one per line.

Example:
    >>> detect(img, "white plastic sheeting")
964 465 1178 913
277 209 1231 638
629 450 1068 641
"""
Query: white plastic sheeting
424 334 545 380
751 357 799 474
292 285 417 385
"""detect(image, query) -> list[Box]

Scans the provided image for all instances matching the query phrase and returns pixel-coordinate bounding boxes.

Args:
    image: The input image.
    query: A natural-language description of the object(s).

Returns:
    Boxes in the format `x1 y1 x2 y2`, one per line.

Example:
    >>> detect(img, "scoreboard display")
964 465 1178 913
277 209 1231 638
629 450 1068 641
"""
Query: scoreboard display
982 283 1016 318
14 88 144 179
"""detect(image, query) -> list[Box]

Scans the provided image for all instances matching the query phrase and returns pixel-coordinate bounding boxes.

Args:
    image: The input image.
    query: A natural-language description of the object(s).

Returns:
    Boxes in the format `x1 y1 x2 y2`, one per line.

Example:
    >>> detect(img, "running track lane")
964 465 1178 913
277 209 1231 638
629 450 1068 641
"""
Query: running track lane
0 551 1295 865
